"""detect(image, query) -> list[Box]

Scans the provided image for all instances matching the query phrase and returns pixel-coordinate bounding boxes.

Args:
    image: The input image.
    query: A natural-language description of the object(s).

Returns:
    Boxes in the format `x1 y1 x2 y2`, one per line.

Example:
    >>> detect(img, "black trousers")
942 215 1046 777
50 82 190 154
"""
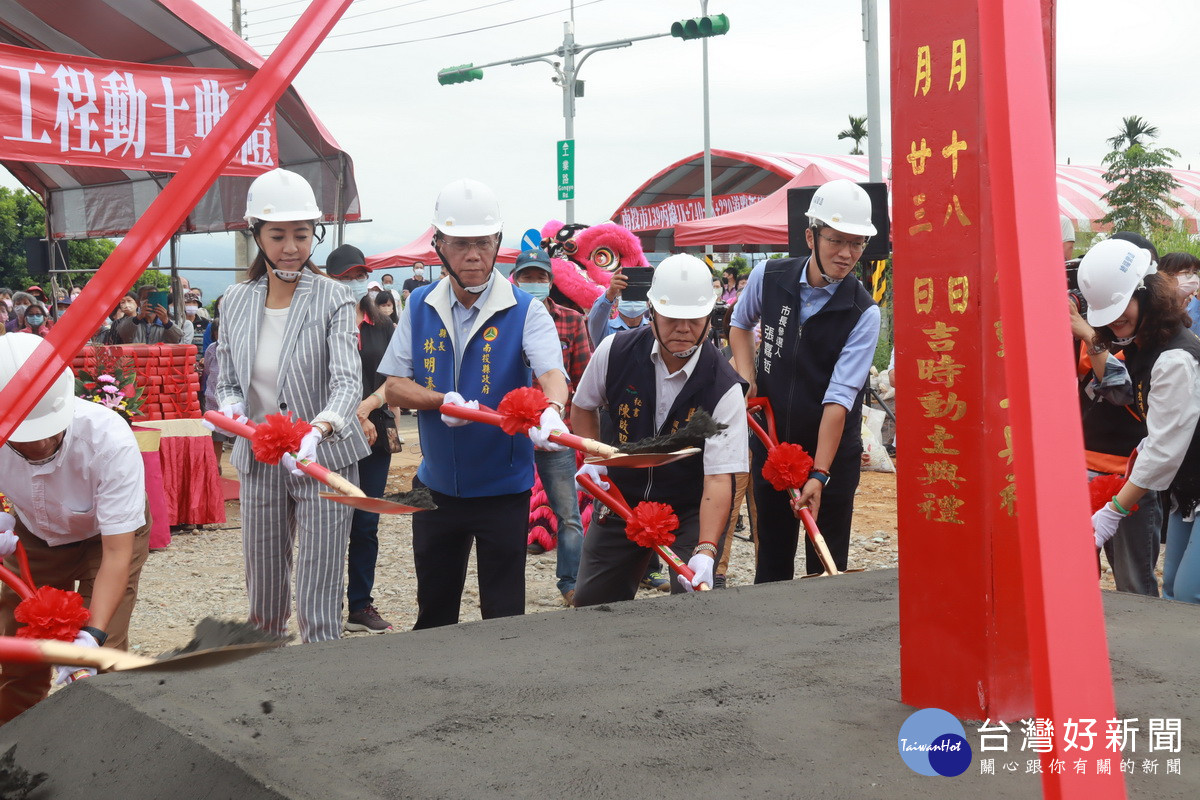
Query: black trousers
574 505 700 607
751 446 861 582
411 479 531 629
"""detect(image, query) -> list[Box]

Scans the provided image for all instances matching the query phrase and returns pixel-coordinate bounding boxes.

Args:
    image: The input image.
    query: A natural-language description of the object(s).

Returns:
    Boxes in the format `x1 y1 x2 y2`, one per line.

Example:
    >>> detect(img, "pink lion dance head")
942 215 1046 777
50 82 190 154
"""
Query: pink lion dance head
536 220 649 312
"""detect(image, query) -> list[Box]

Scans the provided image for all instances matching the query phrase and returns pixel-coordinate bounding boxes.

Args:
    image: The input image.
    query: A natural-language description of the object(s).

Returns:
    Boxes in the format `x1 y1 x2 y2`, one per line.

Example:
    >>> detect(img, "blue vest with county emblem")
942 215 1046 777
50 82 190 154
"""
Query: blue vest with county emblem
409 283 534 497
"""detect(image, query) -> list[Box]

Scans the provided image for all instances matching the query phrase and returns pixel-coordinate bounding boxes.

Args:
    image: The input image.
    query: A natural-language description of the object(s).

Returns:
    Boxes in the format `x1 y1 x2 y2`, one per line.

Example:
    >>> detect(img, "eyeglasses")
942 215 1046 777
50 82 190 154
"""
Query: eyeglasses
440 237 497 254
816 232 870 253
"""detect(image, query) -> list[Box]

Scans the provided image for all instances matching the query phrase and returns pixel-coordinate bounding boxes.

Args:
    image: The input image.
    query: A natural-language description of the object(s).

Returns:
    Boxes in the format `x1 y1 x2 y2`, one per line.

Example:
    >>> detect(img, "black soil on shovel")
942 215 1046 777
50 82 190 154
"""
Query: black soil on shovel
617 410 726 454
380 486 437 510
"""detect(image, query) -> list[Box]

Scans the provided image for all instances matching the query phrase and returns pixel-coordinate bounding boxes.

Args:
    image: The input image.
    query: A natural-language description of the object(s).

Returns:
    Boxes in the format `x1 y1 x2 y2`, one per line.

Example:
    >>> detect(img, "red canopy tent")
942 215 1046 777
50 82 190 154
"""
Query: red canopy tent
672 164 841 249
367 227 520 270
0 0 359 240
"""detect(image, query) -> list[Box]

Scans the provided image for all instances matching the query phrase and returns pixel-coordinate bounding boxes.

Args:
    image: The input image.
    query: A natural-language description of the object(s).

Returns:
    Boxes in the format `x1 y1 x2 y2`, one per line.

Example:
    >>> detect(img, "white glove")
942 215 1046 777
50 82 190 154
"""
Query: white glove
53 629 99 686
202 401 248 431
440 391 479 427
1092 504 1125 548
574 463 609 493
281 428 323 476
528 406 567 451
0 531 17 558
679 552 715 593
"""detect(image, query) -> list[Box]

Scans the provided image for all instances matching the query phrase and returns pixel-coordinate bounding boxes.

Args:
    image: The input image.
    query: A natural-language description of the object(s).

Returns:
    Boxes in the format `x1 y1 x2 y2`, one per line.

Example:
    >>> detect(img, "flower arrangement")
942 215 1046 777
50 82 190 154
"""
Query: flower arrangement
74 348 143 423
625 501 680 549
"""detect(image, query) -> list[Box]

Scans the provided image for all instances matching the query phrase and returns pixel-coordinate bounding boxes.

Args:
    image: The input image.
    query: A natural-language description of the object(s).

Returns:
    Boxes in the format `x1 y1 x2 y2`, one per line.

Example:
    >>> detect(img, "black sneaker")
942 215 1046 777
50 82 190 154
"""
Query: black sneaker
345 605 393 633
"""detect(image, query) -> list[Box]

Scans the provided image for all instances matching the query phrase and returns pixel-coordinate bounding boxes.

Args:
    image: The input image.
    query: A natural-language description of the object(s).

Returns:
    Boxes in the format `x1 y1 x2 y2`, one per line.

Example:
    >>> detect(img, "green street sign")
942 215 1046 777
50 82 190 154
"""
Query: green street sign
557 139 574 201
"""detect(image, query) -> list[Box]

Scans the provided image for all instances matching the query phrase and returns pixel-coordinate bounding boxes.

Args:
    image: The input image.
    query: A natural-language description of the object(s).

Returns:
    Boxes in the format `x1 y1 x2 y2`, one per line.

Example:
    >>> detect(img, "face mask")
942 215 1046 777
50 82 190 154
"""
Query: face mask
14 305 26 318
1112 334 1135 346
26 314 44 326
367 289 380 300
1 299 10 310
413 270 424 278
518 282 551 301
618 300 647 318
1177 274 1199 298
342 277 370 300
185 304 199 315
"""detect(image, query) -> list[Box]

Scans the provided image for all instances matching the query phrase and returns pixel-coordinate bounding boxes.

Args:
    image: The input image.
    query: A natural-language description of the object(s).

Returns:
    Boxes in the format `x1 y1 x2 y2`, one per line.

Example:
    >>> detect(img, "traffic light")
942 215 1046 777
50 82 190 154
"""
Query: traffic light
437 64 484 85
670 13 730 40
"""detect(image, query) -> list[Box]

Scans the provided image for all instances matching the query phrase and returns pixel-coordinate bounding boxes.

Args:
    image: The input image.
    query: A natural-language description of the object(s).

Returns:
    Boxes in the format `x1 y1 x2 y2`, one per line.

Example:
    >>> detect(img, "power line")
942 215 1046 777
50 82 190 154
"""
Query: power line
252 0 517 40
245 0 310 15
249 0 432 27
313 0 606 54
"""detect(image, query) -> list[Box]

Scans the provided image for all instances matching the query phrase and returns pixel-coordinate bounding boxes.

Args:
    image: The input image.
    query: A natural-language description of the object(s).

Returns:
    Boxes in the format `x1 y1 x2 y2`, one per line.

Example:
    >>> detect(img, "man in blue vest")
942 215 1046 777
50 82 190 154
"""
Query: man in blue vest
378 179 569 628
729 179 881 581
570 254 748 604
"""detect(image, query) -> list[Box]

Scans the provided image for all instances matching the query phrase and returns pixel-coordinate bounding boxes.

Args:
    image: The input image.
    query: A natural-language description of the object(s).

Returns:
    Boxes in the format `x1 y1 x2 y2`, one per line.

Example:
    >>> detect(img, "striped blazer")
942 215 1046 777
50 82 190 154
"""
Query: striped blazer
216 270 370 472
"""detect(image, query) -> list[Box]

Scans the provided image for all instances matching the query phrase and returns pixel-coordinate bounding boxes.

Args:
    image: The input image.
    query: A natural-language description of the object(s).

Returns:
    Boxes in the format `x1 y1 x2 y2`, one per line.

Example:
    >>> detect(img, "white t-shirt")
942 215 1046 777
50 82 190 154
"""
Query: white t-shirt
0 398 146 545
248 306 290 422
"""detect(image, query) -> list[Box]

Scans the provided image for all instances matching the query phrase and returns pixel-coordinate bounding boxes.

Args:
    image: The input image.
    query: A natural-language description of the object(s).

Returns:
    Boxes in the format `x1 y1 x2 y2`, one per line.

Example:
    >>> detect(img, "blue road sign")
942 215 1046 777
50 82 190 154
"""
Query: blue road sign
521 228 542 252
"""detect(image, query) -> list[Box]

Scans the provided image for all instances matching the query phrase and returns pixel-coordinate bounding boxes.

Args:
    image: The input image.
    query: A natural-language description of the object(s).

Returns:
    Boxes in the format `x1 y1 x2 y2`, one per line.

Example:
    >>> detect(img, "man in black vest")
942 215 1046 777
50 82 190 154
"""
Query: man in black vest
570 254 748 604
729 179 882 581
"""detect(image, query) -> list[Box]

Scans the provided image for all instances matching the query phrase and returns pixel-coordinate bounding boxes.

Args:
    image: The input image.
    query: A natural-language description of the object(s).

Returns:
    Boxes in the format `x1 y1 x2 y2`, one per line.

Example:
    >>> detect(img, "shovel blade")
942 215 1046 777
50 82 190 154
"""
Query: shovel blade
584 447 701 468
133 640 287 672
318 493 427 514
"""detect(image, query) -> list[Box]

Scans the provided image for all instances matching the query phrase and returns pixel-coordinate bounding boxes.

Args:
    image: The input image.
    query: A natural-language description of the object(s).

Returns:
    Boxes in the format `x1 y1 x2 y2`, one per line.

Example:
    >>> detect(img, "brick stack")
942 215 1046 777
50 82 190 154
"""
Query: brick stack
72 344 201 421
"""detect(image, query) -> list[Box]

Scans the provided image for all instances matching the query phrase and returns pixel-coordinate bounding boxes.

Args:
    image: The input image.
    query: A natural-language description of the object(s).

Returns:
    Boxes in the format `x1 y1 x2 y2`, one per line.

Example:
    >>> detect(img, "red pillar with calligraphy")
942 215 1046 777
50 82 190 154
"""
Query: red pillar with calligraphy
892 3 1034 721
893 4 1125 796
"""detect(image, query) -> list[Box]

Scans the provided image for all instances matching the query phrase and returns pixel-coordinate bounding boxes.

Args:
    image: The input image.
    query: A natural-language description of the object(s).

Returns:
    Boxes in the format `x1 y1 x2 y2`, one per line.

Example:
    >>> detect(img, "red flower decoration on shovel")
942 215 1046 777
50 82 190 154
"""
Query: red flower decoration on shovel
1089 473 1135 514
496 387 549 436
252 413 313 464
625 501 680 549
14 586 90 641
762 442 815 492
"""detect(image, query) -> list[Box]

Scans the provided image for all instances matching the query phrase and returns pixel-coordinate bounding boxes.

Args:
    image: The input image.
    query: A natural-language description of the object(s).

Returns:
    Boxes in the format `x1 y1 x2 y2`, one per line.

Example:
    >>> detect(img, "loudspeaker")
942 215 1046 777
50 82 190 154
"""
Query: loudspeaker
24 238 68 276
786 182 890 260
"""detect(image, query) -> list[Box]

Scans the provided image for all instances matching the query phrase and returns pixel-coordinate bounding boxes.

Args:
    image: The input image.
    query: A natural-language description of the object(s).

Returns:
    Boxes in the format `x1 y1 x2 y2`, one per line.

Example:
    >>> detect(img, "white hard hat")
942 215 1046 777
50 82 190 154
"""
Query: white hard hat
807 179 877 237
649 254 717 319
433 179 502 237
1078 238 1157 327
0 332 75 441
244 168 322 224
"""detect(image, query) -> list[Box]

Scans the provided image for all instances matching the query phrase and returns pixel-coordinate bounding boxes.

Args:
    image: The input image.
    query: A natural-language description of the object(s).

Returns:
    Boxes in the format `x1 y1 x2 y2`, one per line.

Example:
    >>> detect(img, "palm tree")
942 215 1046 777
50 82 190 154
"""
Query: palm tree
837 115 868 156
1106 115 1160 151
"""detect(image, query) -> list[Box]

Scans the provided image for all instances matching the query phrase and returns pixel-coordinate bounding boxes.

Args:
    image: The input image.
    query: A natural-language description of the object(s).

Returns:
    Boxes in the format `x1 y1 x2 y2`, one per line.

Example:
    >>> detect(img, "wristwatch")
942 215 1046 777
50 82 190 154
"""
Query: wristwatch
548 400 566 416
81 626 108 647
1087 342 1108 356
808 468 831 486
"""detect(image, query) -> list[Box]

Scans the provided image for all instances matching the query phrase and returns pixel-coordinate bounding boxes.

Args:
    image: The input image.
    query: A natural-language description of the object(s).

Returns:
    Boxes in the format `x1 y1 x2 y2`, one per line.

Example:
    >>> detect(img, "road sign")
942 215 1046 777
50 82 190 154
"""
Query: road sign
557 139 574 201
521 228 542 252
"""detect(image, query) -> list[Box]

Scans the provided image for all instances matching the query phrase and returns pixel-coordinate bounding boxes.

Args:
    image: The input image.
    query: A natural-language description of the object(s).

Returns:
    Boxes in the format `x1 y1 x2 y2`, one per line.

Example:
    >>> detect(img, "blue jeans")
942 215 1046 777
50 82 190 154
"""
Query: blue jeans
347 447 391 613
1164 511 1200 604
535 448 583 595
1099 484 1161 597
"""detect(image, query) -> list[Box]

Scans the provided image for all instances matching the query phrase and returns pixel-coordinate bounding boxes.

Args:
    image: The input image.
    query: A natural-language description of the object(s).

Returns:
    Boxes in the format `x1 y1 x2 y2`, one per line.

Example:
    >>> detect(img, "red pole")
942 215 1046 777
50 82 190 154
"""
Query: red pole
0 0 354 447
978 1 1122 798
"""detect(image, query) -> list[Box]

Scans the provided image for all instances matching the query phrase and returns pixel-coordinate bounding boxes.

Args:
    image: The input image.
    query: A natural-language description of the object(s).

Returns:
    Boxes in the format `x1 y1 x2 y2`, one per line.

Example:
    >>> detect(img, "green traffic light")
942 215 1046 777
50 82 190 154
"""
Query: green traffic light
671 14 729 40
437 64 484 85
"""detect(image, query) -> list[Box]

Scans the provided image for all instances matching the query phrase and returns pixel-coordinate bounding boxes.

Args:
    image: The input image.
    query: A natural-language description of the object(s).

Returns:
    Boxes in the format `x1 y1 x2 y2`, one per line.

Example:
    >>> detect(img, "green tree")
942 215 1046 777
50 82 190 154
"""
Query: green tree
1100 142 1181 236
0 186 124 290
1105 115 1160 152
837 115 868 156
728 255 748 273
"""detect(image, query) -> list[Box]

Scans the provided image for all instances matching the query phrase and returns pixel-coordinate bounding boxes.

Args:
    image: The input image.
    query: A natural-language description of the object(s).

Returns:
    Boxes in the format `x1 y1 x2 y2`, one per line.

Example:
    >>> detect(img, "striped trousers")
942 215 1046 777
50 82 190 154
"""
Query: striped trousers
239 459 357 643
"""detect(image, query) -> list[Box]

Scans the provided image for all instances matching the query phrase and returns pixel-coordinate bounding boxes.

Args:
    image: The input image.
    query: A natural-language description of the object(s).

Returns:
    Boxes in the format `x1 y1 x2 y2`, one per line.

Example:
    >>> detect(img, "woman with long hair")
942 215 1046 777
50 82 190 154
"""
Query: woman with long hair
212 168 369 642
1081 239 1200 603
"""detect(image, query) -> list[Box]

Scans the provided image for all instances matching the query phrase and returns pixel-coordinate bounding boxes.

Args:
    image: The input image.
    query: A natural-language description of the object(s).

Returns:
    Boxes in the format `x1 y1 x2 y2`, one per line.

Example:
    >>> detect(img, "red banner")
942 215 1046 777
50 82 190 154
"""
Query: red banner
618 193 765 232
0 42 277 176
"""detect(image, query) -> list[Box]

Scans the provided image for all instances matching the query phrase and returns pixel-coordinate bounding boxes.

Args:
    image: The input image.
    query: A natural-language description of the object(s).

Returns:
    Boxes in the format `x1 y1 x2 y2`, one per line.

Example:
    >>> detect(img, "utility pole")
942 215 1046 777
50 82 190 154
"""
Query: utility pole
232 0 251 280
862 0 883 183
438 14 728 226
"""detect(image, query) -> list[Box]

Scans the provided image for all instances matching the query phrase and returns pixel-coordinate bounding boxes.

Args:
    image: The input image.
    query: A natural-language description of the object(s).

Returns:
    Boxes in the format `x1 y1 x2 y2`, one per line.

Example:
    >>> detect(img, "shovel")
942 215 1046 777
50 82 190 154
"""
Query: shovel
203 411 430 514
575 473 709 591
0 618 290 673
438 403 700 468
745 397 860 578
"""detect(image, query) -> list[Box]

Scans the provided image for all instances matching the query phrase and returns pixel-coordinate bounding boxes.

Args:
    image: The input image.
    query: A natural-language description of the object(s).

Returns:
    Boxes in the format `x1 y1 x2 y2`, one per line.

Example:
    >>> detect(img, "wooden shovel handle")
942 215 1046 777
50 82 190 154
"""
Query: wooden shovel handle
0 636 156 671
438 403 619 458
797 505 840 576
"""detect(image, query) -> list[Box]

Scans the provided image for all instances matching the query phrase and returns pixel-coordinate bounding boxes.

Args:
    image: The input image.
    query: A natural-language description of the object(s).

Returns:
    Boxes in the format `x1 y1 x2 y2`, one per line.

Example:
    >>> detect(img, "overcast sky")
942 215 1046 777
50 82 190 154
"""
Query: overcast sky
9 0 1200 291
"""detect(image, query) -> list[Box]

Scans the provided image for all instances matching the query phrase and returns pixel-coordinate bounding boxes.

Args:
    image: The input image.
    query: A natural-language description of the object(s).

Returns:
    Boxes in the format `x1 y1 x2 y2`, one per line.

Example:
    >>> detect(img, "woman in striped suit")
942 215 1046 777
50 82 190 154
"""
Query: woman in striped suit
214 169 369 642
